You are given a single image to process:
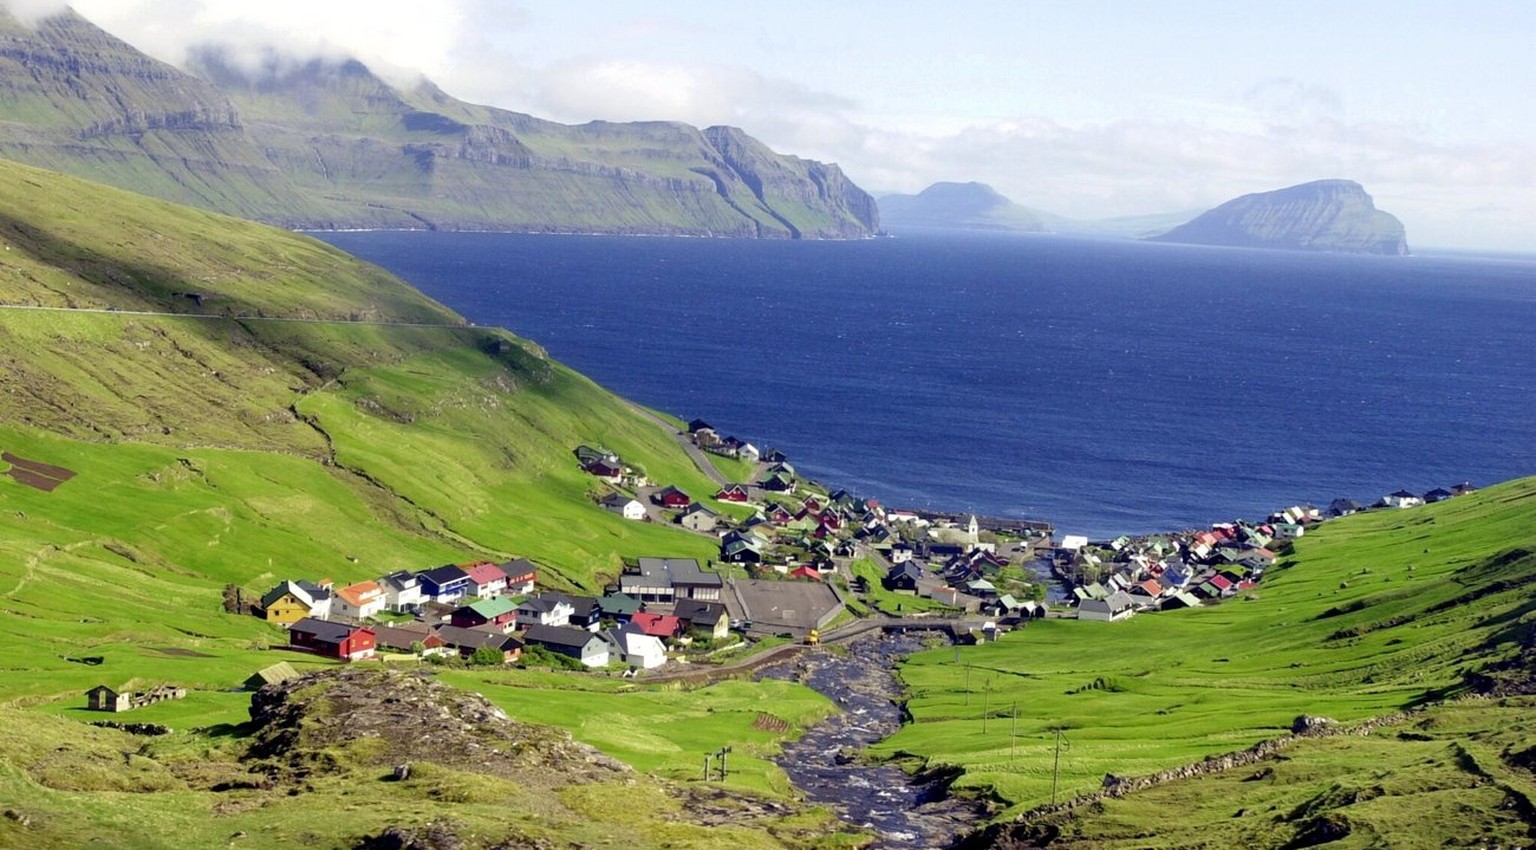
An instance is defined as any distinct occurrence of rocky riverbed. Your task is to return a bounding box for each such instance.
[758,632,989,849]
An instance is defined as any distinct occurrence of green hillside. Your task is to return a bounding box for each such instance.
[878,477,1536,845]
[0,157,857,846]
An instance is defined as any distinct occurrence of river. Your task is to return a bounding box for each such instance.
[758,633,989,849]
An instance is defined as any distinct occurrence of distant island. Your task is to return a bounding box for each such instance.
[1149,179,1409,255]
[879,181,1199,238]
[0,7,877,239]
[878,182,1047,232]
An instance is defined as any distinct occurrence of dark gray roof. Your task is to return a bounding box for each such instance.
[419,564,469,586]
[436,625,521,651]
[634,558,723,588]
[673,599,727,625]
[289,617,366,643]
[523,624,600,649]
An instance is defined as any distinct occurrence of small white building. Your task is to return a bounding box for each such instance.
[606,627,668,670]
[1382,489,1425,509]
[1060,534,1089,552]
[601,492,646,521]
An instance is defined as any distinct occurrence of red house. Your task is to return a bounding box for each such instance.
[288,617,376,661]
[715,484,750,503]
[583,458,624,481]
[628,611,683,638]
[449,597,519,632]
[788,565,823,582]
[655,486,692,508]
[766,504,794,525]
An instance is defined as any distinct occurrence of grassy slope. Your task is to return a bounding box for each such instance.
[0,159,850,846]
[876,477,1536,830]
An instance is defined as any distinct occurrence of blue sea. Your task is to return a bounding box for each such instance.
[317,229,1536,539]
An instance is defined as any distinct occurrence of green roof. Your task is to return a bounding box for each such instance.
[467,596,519,618]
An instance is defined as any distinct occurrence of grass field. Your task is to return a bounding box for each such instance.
[875,476,1536,834]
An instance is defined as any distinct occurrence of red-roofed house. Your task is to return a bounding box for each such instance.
[788,565,823,582]
[464,561,509,598]
[628,612,683,639]
[332,581,386,620]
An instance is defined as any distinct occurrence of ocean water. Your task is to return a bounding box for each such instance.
[318,229,1536,539]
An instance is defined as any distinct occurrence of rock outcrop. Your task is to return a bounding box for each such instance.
[1149,179,1408,255]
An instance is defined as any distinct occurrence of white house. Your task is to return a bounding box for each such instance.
[332,581,386,620]
[1078,590,1136,622]
[1060,534,1089,552]
[1383,489,1425,508]
[601,492,646,521]
[605,627,668,670]
[378,571,425,612]
[516,595,575,627]
[738,443,761,463]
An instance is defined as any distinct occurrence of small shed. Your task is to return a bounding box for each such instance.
[85,685,130,712]
[244,662,301,691]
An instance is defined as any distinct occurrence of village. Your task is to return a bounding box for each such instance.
[87,415,1484,709]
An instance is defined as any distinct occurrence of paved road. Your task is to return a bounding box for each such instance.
[625,403,735,488]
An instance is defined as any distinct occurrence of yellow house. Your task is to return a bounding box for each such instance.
[259,580,331,624]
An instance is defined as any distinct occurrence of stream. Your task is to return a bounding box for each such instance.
[758,632,989,849]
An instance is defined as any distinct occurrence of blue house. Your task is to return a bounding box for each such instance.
[418,564,472,603]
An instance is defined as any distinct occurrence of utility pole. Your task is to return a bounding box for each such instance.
[1051,728,1070,805]
[981,681,990,733]
[1010,701,1018,760]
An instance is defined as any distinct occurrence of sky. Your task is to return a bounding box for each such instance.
[14,1,1536,250]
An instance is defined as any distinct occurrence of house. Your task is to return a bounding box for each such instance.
[603,628,668,670]
[1451,481,1478,496]
[889,542,915,564]
[464,561,511,598]
[243,661,302,691]
[628,611,684,639]
[673,599,730,640]
[759,471,796,493]
[762,448,788,464]
[1078,590,1135,622]
[496,559,538,595]
[85,684,186,712]
[435,625,522,662]
[287,617,376,661]
[1273,522,1305,540]
[738,443,761,463]
[715,484,750,503]
[620,558,724,602]
[516,594,575,628]
[550,593,602,630]
[574,445,620,466]
[332,580,386,620]
[965,578,997,597]
[678,502,720,532]
[601,492,646,521]
[259,580,333,624]
[654,485,692,508]
[451,596,520,632]
[372,624,449,656]
[1159,590,1203,611]
[884,561,925,593]
[378,571,426,612]
[1129,579,1164,607]
[788,565,823,581]
[765,503,794,525]
[85,685,130,712]
[522,624,610,667]
[1059,535,1089,552]
[1327,498,1362,518]
[686,418,713,435]
[1424,487,1454,503]
[582,457,624,482]
[596,593,644,623]
[1382,489,1425,508]
[417,564,472,604]
[721,535,764,564]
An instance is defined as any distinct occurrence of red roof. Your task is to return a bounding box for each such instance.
[1136,579,1163,597]
[715,485,749,502]
[465,562,506,585]
[789,566,823,581]
[1209,574,1233,590]
[629,612,683,637]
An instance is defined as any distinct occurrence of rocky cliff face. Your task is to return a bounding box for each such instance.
[1149,180,1409,255]
[877,182,1046,232]
[0,8,878,238]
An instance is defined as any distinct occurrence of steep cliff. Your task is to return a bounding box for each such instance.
[1149,179,1409,254]
[878,181,1045,232]
[0,7,877,238]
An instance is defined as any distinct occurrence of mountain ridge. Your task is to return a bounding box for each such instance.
[0,6,877,238]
